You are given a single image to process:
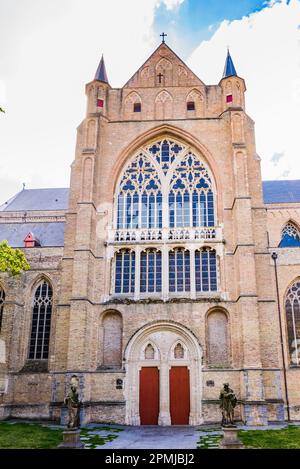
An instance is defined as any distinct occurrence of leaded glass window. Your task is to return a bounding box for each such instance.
[115,250,135,294]
[195,249,217,292]
[0,287,5,332]
[285,281,300,365]
[170,152,214,228]
[117,154,162,230]
[169,249,190,293]
[140,249,162,293]
[279,223,300,248]
[29,280,52,360]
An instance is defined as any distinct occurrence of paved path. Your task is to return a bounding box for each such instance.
[95,426,201,449]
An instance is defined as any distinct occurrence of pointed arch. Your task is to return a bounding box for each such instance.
[156,58,173,86]
[285,279,300,365]
[28,278,53,360]
[186,89,204,117]
[279,221,300,247]
[102,310,123,368]
[169,151,216,228]
[86,119,96,148]
[111,125,223,226]
[115,152,162,231]
[155,90,173,120]
[124,91,142,118]
[206,308,230,366]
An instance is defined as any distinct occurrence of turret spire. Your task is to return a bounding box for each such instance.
[94,54,109,83]
[223,49,237,79]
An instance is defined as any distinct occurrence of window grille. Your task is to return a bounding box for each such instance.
[115,250,135,294]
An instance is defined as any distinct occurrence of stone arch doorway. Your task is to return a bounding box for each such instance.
[124,321,203,426]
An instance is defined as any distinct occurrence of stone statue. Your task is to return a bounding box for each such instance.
[64,382,81,429]
[219,383,237,426]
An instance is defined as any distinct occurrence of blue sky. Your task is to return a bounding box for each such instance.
[154,0,276,57]
[0,0,299,203]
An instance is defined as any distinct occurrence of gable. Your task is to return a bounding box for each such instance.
[124,43,204,89]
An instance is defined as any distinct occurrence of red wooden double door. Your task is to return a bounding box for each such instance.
[139,366,190,425]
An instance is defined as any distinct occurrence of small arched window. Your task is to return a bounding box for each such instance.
[285,281,300,365]
[29,280,53,360]
[279,222,300,248]
[0,287,5,332]
[115,249,135,294]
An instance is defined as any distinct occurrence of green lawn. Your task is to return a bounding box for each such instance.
[0,422,63,449]
[239,425,300,449]
[197,425,300,449]
[0,422,124,449]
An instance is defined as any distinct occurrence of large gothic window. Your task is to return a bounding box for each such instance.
[0,287,5,332]
[29,280,52,360]
[113,137,218,298]
[279,222,300,248]
[285,281,300,365]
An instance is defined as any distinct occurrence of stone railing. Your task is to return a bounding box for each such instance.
[108,226,222,244]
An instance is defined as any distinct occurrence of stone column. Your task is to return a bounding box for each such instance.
[158,361,171,425]
[134,247,141,301]
[162,245,169,301]
[190,247,196,300]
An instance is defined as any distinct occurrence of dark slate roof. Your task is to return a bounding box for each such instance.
[263,180,300,204]
[94,55,109,83]
[0,188,69,212]
[223,50,237,78]
[0,222,65,247]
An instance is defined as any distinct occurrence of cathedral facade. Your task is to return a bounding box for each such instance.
[0,42,300,426]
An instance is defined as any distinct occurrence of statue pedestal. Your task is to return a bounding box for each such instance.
[58,429,84,449]
[219,426,244,449]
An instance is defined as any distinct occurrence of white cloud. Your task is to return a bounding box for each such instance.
[188,0,300,181]
[160,0,184,10]
[0,0,171,203]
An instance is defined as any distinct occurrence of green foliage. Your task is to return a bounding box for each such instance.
[0,240,30,276]
[0,107,5,113]
[0,422,63,449]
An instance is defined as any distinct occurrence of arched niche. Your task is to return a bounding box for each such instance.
[102,310,123,368]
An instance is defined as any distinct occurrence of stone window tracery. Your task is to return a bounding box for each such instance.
[279,222,300,248]
[113,137,218,298]
[29,280,52,360]
[285,281,300,365]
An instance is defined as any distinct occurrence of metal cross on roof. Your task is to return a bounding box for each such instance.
[160,32,167,43]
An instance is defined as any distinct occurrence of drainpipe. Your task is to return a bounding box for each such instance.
[271,252,290,422]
